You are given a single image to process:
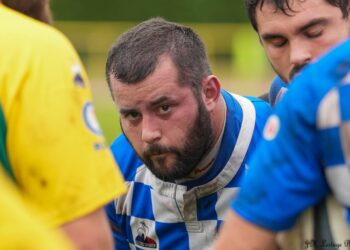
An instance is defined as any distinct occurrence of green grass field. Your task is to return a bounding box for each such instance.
[95,104,121,144]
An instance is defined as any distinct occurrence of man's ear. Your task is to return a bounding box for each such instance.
[201,75,221,112]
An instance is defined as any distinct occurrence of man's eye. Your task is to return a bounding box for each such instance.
[270,38,287,48]
[159,105,171,114]
[306,28,323,38]
[125,111,141,121]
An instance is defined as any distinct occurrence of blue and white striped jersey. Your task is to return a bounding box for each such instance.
[106,90,271,249]
[232,38,350,231]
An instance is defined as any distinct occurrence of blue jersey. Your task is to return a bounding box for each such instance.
[232,39,350,232]
[269,75,288,106]
[106,90,271,249]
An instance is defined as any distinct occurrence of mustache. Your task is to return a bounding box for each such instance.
[289,64,307,81]
[144,143,176,156]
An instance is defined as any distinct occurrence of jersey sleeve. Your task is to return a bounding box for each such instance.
[6,26,126,226]
[232,71,329,231]
[268,76,288,106]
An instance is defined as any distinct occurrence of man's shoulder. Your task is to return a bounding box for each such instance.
[297,39,350,94]
[244,95,271,107]
[110,134,143,181]
[222,90,271,132]
[222,89,271,110]
[242,95,272,121]
[0,5,75,57]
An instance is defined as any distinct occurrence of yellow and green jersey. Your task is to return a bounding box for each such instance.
[0,4,126,227]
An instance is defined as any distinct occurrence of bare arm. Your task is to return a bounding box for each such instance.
[60,208,114,250]
[213,210,277,250]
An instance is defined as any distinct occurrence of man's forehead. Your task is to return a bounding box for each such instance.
[259,0,329,12]
[256,0,331,28]
[112,78,189,108]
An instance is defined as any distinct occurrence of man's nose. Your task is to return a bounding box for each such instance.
[289,40,312,67]
[141,116,161,144]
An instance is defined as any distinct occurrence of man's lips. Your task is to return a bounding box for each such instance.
[150,152,168,157]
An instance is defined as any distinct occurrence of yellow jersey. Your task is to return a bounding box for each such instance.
[0,5,126,227]
[0,167,73,249]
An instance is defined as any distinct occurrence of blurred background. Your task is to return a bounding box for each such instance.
[51,0,275,143]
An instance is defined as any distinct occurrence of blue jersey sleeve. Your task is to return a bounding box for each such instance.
[232,66,330,231]
[269,76,288,106]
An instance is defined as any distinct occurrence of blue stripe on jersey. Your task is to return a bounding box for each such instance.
[113,231,130,249]
[216,220,223,233]
[156,222,189,249]
[340,84,350,121]
[132,182,155,220]
[226,164,245,187]
[319,127,346,166]
[197,193,218,220]
[125,216,134,245]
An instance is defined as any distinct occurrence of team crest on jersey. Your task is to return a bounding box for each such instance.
[83,102,102,135]
[263,115,280,141]
[71,63,85,87]
[135,221,157,248]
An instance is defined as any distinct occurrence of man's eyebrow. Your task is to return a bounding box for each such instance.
[261,33,284,41]
[119,107,138,115]
[260,18,329,41]
[149,96,170,107]
[297,18,328,33]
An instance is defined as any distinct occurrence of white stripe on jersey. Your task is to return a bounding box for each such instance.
[317,87,340,129]
[326,165,350,206]
[341,121,350,165]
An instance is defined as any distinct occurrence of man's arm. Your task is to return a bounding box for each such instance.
[61,207,114,250]
[213,210,276,250]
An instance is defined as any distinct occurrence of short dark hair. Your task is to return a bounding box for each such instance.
[245,0,349,31]
[106,17,212,97]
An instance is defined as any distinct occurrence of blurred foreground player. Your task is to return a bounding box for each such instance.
[214,38,350,249]
[0,1,127,249]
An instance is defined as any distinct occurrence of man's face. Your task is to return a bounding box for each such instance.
[256,0,350,83]
[111,56,214,182]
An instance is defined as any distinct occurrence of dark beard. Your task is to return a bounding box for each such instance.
[124,97,214,182]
